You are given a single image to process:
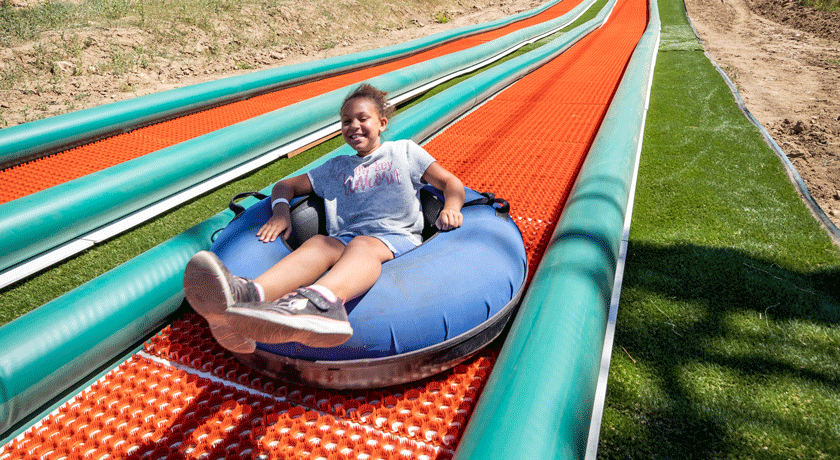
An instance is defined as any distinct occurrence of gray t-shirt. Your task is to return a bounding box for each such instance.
[307,139,436,246]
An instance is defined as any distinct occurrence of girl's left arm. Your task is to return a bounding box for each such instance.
[422,161,465,230]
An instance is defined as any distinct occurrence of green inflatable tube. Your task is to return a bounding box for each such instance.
[0,217,223,439]
[0,0,594,274]
[0,0,563,169]
[453,0,660,458]
[0,0,606,437]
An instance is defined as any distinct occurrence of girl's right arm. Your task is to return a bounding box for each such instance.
[256,174,314,242]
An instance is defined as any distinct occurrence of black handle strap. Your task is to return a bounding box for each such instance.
[228,191,268,218]
[464,191,511,218]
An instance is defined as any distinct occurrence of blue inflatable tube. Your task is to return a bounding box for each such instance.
[209,187,528,389]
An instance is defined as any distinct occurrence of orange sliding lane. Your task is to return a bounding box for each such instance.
[0,0,647,457]
[427,0,648,278]
[0,0,583,205]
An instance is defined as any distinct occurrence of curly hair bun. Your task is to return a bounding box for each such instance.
[341,83,394,119]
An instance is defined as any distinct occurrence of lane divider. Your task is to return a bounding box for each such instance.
[452,0,651,455]
[584,0,661,456]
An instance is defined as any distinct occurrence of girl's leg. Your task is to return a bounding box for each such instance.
[254,235,346,301]
[314,235,394,301]
[224,235,393,348]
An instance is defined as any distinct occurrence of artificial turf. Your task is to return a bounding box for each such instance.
[596,0,840,458]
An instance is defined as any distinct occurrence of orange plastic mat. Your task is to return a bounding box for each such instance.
[0,0,648,457]
[0,0,582,205]
[2,314,492,460]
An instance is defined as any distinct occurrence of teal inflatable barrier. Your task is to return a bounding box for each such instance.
[0,0,563,169]
[0,220,220,440]
[0,0,608,438]
[0,0,595,276]
[454,0,660,457]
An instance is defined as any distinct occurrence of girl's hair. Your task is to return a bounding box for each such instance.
[341,83,394,119]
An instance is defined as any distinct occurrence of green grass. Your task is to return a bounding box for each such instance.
[597,0,840,458]
[0,0,74,42]
[803,0,840,11]
[434,11,451,23]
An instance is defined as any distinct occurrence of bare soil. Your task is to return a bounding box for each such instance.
[2,0,838,228]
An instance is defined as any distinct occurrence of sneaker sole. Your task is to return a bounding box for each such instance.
[210,324,256,354]
[226,308,353,348]
[183,251,235,324]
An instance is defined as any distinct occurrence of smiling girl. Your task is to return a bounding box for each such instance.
[183,83,465,353]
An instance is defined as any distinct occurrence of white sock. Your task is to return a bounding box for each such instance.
[308,284,340,304]
[253,282,266,302]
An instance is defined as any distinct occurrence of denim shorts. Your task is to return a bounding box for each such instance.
[332,233,417,258]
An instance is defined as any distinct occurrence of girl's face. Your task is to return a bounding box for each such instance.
[340,98,388,156]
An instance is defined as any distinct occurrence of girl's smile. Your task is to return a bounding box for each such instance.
[341,98,388,156]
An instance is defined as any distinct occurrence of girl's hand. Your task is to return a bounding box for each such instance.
[258,175,313,243]
[422,161,465,232]
[436,208,463,231]
[257,213,292,242]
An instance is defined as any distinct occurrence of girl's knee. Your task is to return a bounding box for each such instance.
[302,234,342,250]
[298,235,345,262]
[346,235,379,249]
[346,236,393,261]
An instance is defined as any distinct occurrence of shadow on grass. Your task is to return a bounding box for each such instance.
[599,241,840,460]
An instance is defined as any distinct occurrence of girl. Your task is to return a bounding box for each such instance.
[183,83,465,354]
